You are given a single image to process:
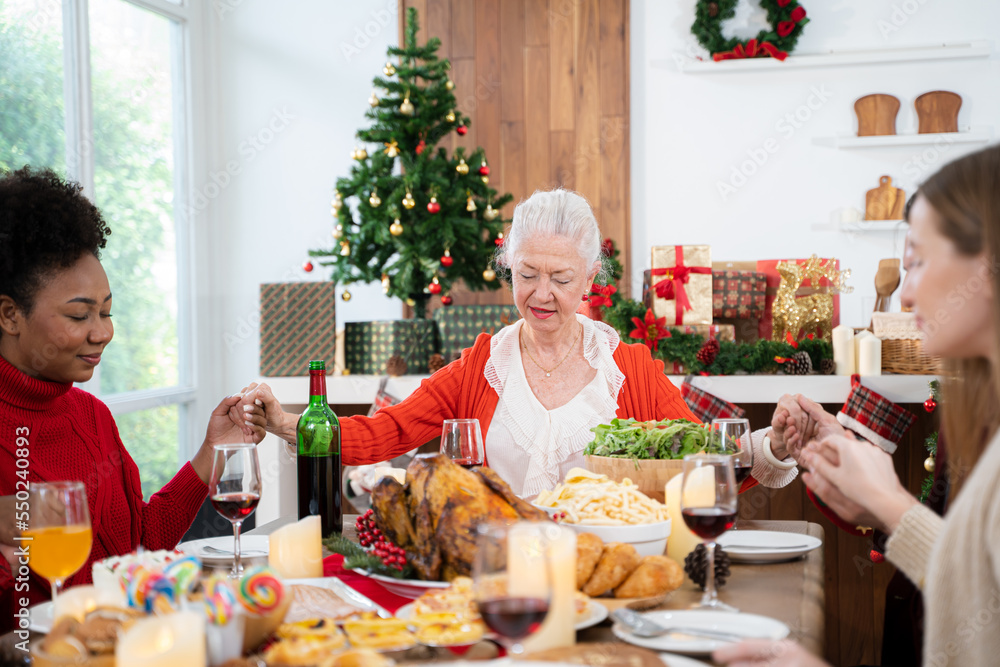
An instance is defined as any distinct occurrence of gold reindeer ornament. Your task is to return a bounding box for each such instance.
[772,256,852,342]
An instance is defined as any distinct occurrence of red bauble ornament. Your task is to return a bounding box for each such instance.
[427,197,441,214]
[429,282,442,295]
[415,139,426,155]
[441,295,453,306]
[302,261,314,272]
[924,397,937,413]
[456,125,468,136]
[478,164,490,176]
[440,254,453,267]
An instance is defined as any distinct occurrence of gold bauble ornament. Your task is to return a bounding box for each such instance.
[368,91,379,107]
[483,204,498,221]
[332,224,343,239]
[405,298,416,307]
[466,195,477,212]
[402,190,416,209]
[399,96,414,116]
[445,79,454,90]
[341,289,352,302]
[445,111,456,123]
[383,62,396,76]
[340,240,351,256]
[483,267,496,282]
[925,456,935,473]
[389,219,404,236]
[384,140,399,158]
[456,158,469,175]
[369,189,381,208]
[331,191,343,212]
[349,147,358,160]
[481,175,489,184]
[353,146,368,161]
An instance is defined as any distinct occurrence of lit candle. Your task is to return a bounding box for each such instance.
[832,325,856,376]
[665,467,716,562]
[268,515,323,579]
[858,334,882,376]
[115,611,206,666]
[52,585,100,623]
[520,524,576,652]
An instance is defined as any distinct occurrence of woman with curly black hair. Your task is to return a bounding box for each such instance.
[0,167,266,629]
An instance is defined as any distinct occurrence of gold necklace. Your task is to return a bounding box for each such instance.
[520,324,582,378]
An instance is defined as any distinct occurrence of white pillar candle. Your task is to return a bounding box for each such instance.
[268,515,323,579]
[116,611,206,667]
[858,334,882,376]
[521,524,576,652]
[665,467,716,563]
[854,330,872,363]
[832,325,856,376]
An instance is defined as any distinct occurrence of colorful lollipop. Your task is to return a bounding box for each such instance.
[236,565,284,616]
[203,575,237,625]
[125,564,153,611]
[164,555,202,597]
[145,573,177,614]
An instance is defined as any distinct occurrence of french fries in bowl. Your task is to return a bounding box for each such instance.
[532,468,671,557]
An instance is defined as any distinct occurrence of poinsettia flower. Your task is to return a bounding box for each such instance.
[630,308,671,351]
[588,283,618,308]
[602,238,615,257]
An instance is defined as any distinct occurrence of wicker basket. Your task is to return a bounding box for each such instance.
[584,455,683,503]
[881,338,941,375]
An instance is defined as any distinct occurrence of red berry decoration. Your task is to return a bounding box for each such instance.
[302,261,314,273]
[478,164,490,176]
[355,509,408,572]
[696,338,720,366]
[440,254,453,267]
[924,397,937,413]
[441,295,453,306]
[429,282,442,295]
[870,549,885,564]
[456,125,468,136]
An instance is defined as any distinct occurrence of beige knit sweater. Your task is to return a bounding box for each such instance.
[886,429,1000,666]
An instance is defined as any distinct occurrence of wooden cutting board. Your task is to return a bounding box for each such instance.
[915,91,962,133]
[865,175,906,221]
[855,93,900,136]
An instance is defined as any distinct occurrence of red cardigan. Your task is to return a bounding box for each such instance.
[0,354,207,629]
[342,333,700,464]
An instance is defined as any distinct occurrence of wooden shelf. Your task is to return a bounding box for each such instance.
[812,128,993,149]
[663,40,992,74]
[262,374,936,406]
[810,220,907,233]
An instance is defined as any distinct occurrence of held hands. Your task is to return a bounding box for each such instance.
[234,382,298,444]
[799,435,918,534]
[769,394,848,461]
[713,639,830,666]
[191,394,268,484]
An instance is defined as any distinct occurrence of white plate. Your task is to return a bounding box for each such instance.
[349,568,450,599]
[284,576,391,618]
[395,599,609,632]
[29,601,54,633]
[611,610,789,655]
[178,534,270,565]
[659,654,711,667]
[717,530,823,563]
[441,657,707,667]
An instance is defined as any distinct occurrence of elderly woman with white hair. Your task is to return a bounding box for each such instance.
[245,189,797,496]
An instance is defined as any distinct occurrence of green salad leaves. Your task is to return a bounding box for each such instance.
[583,418,728,460]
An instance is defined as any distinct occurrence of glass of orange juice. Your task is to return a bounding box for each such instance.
[24,481,92,600]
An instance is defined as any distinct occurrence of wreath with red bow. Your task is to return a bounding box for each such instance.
[692,0,809,62]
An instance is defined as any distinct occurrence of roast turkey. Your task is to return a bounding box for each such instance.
[371,453,549,581]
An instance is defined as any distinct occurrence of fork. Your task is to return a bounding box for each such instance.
[612,608,758,643]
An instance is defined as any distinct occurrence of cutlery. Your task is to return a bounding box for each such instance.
[612,608,760,643]
[202,545,268,557]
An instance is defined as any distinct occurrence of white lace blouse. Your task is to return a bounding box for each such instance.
[483,315,624,497]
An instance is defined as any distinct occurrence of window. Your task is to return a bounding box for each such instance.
[0,0,199,499]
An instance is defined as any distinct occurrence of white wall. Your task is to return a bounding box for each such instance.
[632,0,1000,325]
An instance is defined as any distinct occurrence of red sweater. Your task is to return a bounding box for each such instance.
[0,354,207,629]
[341,333,700,464]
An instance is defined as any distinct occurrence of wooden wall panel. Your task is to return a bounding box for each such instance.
[402,0,632,318]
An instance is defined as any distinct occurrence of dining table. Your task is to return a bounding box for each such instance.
[0,517,824,666]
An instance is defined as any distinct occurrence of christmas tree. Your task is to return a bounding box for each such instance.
[312,7,512,318]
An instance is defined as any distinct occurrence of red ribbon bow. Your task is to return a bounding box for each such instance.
[712,39,788,62]
[651,245,711,323]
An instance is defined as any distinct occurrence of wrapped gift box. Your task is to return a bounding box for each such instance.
[650,245,712,325]
[713,270,767,320]
[433,305,520,361]
[758,258,842,341]
[259,282,336,376]
[344,320,438,375]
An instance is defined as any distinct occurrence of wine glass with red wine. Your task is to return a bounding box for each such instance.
[473,522,553,657]
[209,442,262,578]
[710,418,752,529]
[440,418,485,469]
[681,453,739,611]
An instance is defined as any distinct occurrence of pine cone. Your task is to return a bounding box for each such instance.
[683,543,731,590]
[784,351,813,375]
[820,358,836,375]
[427,353,446,374]
[385,354,408,376]
[696,338,720,366]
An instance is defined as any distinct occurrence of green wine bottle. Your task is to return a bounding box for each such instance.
[296,360,342,535]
